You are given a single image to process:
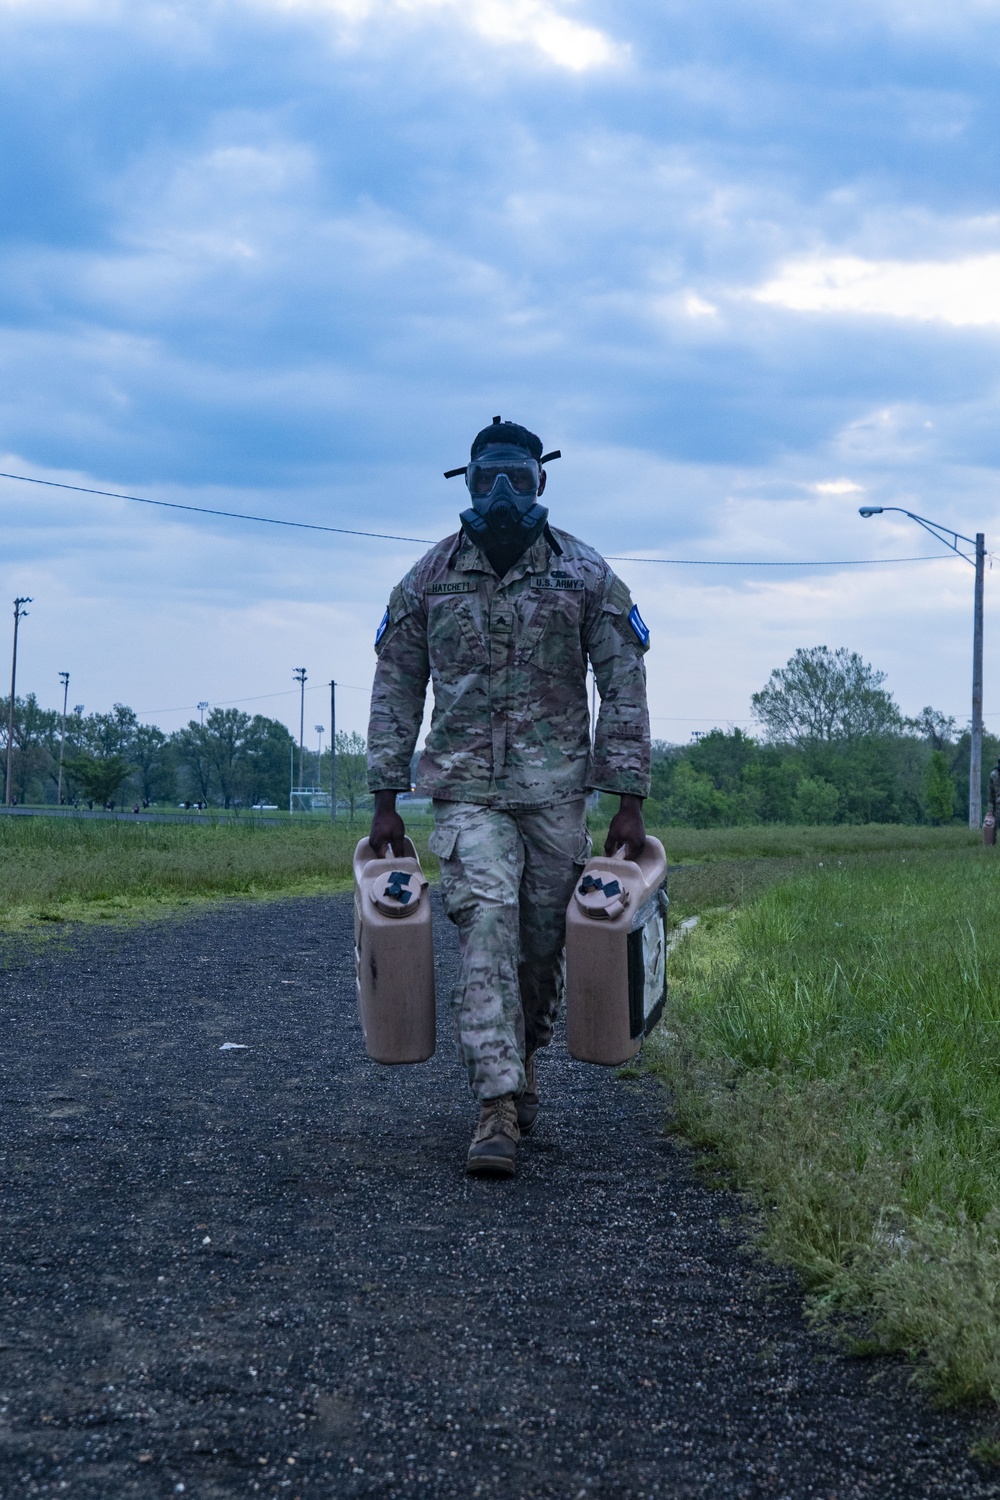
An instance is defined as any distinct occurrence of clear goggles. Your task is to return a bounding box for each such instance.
[466,447,540,499]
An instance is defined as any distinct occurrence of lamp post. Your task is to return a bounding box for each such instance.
[5,597,32,808]
[293,668,307,798]
[859,506,985,829]
[57,671,70,805]
[329,680,337,822]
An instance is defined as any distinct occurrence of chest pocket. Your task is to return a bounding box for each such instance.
[516,586,585,674]
[426,593,487,673]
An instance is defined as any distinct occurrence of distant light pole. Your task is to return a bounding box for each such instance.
[198,700,209,725]
[57,670,70,805]
[315,724,324,788]
[293,668,307,795]
[860,506,985,829]
[5,597,32,808]
[329,680,337,821]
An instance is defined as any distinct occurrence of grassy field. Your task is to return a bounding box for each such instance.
[649,844,1000,1435]
[0,813,976,929]
[0,814,436,928]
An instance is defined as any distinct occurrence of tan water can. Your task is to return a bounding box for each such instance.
[353,838,435,1063]
[984,816,996,847]
[565,837,669,1066]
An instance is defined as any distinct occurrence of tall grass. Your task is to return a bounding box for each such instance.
[650,847,1000,1413]
[0,815,436,926]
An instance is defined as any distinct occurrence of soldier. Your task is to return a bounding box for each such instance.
[366,417,650,1177]
[988,758,1000,825]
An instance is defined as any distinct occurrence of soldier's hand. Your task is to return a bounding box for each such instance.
[370,790,407,858]
[605,794,646,862]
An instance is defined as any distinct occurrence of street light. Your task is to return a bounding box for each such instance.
[860,506,985,829]
[5,597,32,808]
[293,668,307,795]
[57,671,70,806]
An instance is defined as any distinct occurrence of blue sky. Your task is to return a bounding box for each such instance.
[3,0,1000,742]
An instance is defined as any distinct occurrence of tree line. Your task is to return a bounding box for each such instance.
[645,646,990,827]
[0,699,370,813]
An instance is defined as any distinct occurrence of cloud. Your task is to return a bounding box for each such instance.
[751,253,1000,328]
[267,0,625,70]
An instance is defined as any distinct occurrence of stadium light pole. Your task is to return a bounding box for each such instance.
[57,670,70,805]
[315,724,324,789]
[293,668,307,798]
[197,700,209,725]
[859,506,985,829]
[329,680,337,822]
[5,597,32,808]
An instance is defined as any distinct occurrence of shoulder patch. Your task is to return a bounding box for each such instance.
[375,607,390,648]
[425,580,478,595]
[628,604,650,648]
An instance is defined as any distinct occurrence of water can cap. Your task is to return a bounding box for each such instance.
[370,867,426,917]
[575,871,631,921]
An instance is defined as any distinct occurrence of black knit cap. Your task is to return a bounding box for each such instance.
[470,416,542,461]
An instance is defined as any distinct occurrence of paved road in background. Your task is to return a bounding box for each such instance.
[0,895,994,1499]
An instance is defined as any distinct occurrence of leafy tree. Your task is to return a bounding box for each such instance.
[752,646,902,744]
[0,694,58,802]
[792,775,840,825]
[911,706,957,751]
[687,727,758,790]
[64,753,131,807]
[131,723,173,804]
[171,710,293,808]
[926,750,956,824]
[335,730,369,821]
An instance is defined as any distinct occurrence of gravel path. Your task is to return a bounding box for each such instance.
[0,893,995,1499]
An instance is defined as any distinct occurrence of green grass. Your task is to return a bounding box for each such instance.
[648,845,1000,1414]
[0,815,437,928]
[650,821,979,862]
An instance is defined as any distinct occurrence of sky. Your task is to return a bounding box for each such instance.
[3,0,1000,745]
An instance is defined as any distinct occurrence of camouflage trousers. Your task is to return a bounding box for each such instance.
[428,799,592,1101]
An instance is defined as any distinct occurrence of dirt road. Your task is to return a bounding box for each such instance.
[0,894,994,1498]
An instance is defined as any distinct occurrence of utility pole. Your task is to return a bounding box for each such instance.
[198,700,209,726]
[293,668,307,799]
[57,670,70,805]
[330,679,337,821]
[5,597,31,809]
[972,532,985,829]
[860,507,986,829]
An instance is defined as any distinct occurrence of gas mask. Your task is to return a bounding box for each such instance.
[458,445,548,573]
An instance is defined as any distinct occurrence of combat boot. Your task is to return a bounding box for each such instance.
[515,1052,538,1134]
[466,1095,520,1177]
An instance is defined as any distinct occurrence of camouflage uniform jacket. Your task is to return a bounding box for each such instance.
[367,525,651,809]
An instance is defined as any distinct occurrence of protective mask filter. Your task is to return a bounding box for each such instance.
[459,447,548,574]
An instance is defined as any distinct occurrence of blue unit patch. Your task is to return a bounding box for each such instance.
[629,603,650,648]
[375,607,390,647]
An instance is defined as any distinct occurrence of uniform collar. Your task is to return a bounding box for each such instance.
[452,529,551,581]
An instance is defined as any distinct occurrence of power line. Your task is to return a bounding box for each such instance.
[0,468,961,566]
[610,554,950,566]
[0,470,430,544]
[136,681,368,716]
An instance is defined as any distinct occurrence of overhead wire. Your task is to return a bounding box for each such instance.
[0,469,960,567]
